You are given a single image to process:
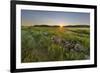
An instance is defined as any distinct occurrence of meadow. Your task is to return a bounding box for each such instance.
[21,26,90,63]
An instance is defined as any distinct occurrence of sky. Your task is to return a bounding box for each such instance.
[21,10,90,26]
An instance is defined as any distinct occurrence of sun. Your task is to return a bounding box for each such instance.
[59,24,63,28]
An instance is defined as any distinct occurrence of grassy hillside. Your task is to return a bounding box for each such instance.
[21,26,90,63]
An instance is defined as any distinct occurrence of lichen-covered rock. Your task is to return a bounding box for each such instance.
[51,36,85,53]
[43,32,48,36]
[51,36,62,44]
[74,43,84,52]
[62,40,85,52]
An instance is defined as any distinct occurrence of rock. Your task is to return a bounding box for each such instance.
[51,36,62,44]
[63,40,75,52]
[74,43,84,52]
[62,40,85,52]
[51,36,85,52]
[43,32,48,36]
[62,40,69,45]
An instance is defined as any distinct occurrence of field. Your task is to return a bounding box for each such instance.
[21,26,90,63]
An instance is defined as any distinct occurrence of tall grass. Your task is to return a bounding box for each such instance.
[21,26,90,63]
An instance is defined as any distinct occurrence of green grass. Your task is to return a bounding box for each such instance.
[21,26,90,63]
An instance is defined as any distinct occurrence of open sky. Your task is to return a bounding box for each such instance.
[21,10,90,26]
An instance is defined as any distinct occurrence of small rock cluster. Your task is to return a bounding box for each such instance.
[51,36,85,52]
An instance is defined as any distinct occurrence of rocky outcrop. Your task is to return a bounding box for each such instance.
[51,36,85,52]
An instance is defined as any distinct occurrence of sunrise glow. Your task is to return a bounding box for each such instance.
[59,24,63,28]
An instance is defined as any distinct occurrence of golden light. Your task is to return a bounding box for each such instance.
[59,24,63,28]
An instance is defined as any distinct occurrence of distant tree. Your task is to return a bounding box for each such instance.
[33,24,90,28]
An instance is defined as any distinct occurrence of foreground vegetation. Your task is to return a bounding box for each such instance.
[21,26,90,63]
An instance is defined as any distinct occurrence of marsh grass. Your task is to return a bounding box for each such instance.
[21,26,90,63]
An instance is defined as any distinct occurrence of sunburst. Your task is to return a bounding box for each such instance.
[59,24,63,28]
